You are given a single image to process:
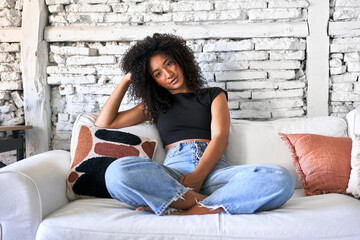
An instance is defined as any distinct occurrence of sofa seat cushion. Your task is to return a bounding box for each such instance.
[36,190,360,240]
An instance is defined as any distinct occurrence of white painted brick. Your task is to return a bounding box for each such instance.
[215,1,267,10]
[195,12,218,22]
[241,99,304,110]
[14,0,22,10]
[98,45,128,55]
[47,66,96,75]
[46,0,70,5]
[330,66,347,75]
[347,62,360,72]
[53,55,66,65]
[272,109,305,118]
[200,62,248,72]
[215,71,267,81]
[252,89,303,99]
[49,15,68,24]
[112,4,129,13]
[56,122,73,132]
[1,72,20,81]
[194,53,217,62]
[65,102,98,114]
[230,109,271,119]
[48,4,65,13]
[330,112,348,118]
[227,81,277,90]
[269,51,305,60]
[50,45,92,55]
[53,132,71,141]
[249,60,301,70]
[0,53,15,63]
[65,4,112,12]
[331,91,360,101]
[149,2,170,13]
[0,81,22,90]
[0,0,15,8]
[331,38,360,53]
[51,140,70,151]
[344,52,360,62]
[127,3,147,12]
[354,83,360,92]
[15,108,23,117]
[10,91,23,108]
[0,65,13,72]
[227,101,239,109]
[170,1,213,12]
[254,38,306,50]
[77,0,118,4]
[202,72,215,82]
[333,8,360,21]
[130,13,144,23]
[2,116,24,125]
[67,12,105,24]
[267,70,296,79]
[331,73,358,82]
[332,83,353,91]
[331,53,343,59]
[329,104,353,113]
[59,85,74,95]
[0,112,14,122]
[335,0,360,7]
[216,10,247,21]
[268,0,309,8]
[48,75,97,85]
[66,94,97,103]
[96,66,123,75]
[203,40,254,52]
[186,41,203,52]
[75,85,115,95]
[329,58,343,67]
[248,9,302,21]
[0,43,20,53]
[0,103,16,113]
[144,13,172,23]
[218,51,268,61]
[104,13,130,23]
[227,91,252,100]
[0,91,9,100]
[172,12,195,22]
[0,17,21,27]
[278,80,306,89]
[66,56,116,65]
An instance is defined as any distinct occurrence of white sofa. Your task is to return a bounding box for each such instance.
[1,109,360,240]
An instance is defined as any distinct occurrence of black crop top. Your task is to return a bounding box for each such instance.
[154,87,227,146]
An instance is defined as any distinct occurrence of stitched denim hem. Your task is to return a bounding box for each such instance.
[155,187,191,216]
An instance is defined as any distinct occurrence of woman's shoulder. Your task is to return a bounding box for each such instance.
[200,87,228,101]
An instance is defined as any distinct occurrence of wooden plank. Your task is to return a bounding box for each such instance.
[329,21,360,37]
[0,125,32,131]
[21,0,51,157]
[44,22,309,42]
[0,28,22,42]
[306,0,329,117]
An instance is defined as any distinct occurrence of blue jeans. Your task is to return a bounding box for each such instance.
[105,141,295,216]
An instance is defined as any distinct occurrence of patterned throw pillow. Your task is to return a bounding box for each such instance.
[67,124,158,200]
[347,134,360,198]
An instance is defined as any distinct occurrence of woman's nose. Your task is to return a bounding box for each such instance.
[164,69,173,78]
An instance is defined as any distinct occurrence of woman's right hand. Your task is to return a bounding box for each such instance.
[123,72,132,84]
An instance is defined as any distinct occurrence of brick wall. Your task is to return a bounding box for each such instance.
[329,0,360,117]
[47,0,309,151]
[0,0,23,164]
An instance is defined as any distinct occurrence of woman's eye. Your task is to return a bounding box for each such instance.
[155,72,161,78]
[167,61,173,66]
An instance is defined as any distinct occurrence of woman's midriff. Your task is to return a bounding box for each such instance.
[164,138,211,152]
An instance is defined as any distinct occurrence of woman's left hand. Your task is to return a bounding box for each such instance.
[178,172,204,193]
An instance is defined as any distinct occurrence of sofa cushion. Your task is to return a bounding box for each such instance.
[347,134,360,198]
[67,115,159,200]
[280,133,352,196]
[225,116,348,189]
[36,190,360,240]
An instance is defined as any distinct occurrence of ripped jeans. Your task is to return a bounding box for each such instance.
[105,141,295,216]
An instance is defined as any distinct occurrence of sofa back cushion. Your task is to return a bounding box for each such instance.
[72,113,348,190]
[225,116,348,189]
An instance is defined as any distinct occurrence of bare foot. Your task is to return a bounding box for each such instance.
[136,206,154,213]
[170,204,224,215]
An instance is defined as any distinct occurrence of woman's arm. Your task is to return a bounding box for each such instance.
[95,72,148,129]
[178,92,230,192]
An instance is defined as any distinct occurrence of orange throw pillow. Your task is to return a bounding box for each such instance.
[279,133,352,196]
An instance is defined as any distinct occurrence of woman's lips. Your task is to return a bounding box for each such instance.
[169,77,178,85]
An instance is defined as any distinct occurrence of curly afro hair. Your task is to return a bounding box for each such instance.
[121,33,206,121]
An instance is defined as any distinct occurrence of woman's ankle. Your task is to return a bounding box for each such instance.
[169,190,207,210]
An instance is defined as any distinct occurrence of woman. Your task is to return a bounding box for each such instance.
[95,33,294,216]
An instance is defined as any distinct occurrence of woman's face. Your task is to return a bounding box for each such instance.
[149,54,189,95]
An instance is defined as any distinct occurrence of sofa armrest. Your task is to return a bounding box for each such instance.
[0,150,70,240]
